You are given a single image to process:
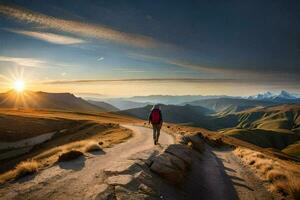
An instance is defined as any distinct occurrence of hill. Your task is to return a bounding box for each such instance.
[0,90,105,113]
[104,99,149,110]
[87,100,119,112]
[223,128,300,150]
[184,98,277,114]
[219,104,300,157]
[218,104,300,131]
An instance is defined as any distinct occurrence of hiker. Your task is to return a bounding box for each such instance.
[148,105,163,145]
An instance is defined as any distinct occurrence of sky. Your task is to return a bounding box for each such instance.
[0,0,299,97]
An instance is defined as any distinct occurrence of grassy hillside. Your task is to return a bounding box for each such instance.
[0,91,105,113]
[87,100,119,112]
[282,141,300,157]
[220,104,300,131]
[223,128,300,150]
[186,97,276,114]
[219,104,300,157]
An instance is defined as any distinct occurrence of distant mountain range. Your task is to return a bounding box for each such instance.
[248,90,300,103]
[124,95,228,105]
[79,90,300,111]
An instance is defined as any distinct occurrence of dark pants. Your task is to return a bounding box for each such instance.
[152,123,161,142]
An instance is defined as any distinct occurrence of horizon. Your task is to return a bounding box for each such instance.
[1,88,299,100]
[0,1,299,97]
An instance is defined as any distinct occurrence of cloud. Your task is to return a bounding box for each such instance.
[0,4,162,48]
[97,57,104,61]
[0,56,46,68]
[128,52,241,74]
[127,53,300,81]
[41,78,235,84]
[7,29,86,45]
[0,56,75,68]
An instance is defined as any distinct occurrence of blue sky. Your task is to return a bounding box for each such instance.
[0,0,299,96]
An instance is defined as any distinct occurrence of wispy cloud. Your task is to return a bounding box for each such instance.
[0,56,76,68]
[128,53,239,74]
[0,56,46,68]
[0,4,162,48]
[41,78,235,84]
[7,29,86,45]
[127,53,297,80]
[97,57,104,61]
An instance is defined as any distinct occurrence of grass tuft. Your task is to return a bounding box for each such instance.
[0,160,39,183]
[267,170,287,182]
[234,147,300,198]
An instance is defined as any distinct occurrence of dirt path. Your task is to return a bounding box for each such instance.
[0,125,174,200]
[183,144,274,200]
[0,126,274,200]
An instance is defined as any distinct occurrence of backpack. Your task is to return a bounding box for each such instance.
[151,109,161,124]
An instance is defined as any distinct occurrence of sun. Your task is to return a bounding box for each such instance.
[13,80,25,92]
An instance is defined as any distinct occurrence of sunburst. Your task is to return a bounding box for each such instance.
[13,80,25,92]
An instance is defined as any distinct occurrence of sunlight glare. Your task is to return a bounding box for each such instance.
[13,80,25,92]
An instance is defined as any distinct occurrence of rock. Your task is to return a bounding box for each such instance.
[188,134,205,152]
[114,185,151,200]
[85,184,112,200]
[138,183,156,196]
[134,171,156,188]
[104,161,141,175]
[150,153,185,185]
[106,175,133,186]
[178,135,189,145]
[164,144,192,165]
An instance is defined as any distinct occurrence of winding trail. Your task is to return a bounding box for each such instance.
[0,125,273,200]
[0,125,173,200]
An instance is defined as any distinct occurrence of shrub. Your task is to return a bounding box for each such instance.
[58,150,84,162]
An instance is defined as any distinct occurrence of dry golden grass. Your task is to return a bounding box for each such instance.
[0,109,134,184]
[234,147,300,198]
[83,141,102,152]
[0,160,39,184]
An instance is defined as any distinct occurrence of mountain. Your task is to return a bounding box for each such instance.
[248,90,300,103]
[183,98,276,114]
[0,90,105,113]
[126,95,227,105]
[219,104,300,157]
[87,100,119,112]
[118,104,216,128]
[104,99,150,110]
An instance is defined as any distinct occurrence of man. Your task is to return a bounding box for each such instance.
[148,105,163,145]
